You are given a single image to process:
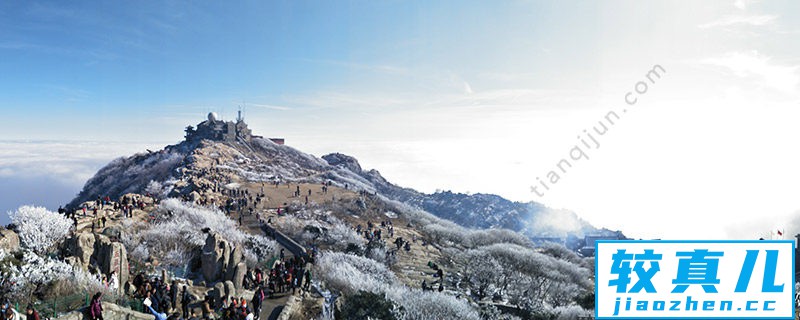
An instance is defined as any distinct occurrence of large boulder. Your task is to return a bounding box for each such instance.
[223,280,236,301]
[98,240,130,288]
[224,246,243,281]
[202,233,231,282]
[212,282,226,303]
[64,233,96,267]
[0,229,20,252]
[91,235,130,290]
[232,262,247,291]
[62,233,129,293]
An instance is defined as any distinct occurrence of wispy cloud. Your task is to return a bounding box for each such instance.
[298,58,410,76]
[733,0,755,11]
[283,91,411,110]
[698,14,777,29]
[247,103,292,111]
[701,51,800,93]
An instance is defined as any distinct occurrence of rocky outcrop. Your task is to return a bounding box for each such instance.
[232,262,247,291]
[63,233,129,292]
[223,281,236,300]
[201,232,245,285]
[69,234,96,266]
[56,301,151,320]
[210,280,237,304]
[96,237,130,286]
[202,232,230,282]
[0,228,20,252]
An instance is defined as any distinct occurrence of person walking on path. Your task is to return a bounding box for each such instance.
[89,292,104,320]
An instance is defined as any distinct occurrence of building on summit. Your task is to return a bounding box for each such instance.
[184,111,284,145]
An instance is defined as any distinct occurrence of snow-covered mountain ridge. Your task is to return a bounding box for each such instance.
[69,136,617,239]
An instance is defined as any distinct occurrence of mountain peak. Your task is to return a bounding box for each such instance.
[322,152,363,173]
[68,118,614,240]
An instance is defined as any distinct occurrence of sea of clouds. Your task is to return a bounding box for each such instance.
[0,140,166,225]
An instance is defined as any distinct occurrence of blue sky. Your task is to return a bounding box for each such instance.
[1,1,800,239]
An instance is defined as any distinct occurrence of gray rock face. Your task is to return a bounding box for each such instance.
[209,280,237,305]
[63,233,129,293]
[202,232,230,282]
[232,262,247,291]
[223,281,236,301]
[69,233,96,266]
[212,282,226,303]
[201,232,246,284]
[100,241,130,287]
[224,246,242,280]
[0,229,20,252]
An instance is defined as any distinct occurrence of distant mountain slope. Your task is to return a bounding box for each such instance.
[321,153,598,237]
[70,138,609,238]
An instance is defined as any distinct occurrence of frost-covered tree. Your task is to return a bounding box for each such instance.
[456,249,502,299]
[144,180,174,200]
[280,211,365,252]
[9,206,72,254]
[122,199,278,273]
[316,252,480,320]
[445,242,592,315]
[0,250,106,301]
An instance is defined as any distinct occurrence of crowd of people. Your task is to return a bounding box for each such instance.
[1,299,47,320]
[56,194,151,233]
[2,179,383,320]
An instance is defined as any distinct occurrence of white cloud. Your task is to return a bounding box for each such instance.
[701,51,799,93]
[247,103,292,111]
[698,14,776,29]
[734,0,747,10]
[0,140,165,186]
[463,81,474,95]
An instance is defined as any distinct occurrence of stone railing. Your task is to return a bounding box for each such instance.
[262,224,308,258]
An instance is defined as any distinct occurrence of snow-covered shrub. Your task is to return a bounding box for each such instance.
[243,234,279,267]
[280,211,365,252]
[0,250,106,301]
[70,150,185,207]
[9,206,72,254]
[145,180,174,199]
[479,304,522,320]
[338,291,397,320]
[448,243,592,313]
[316,252,397,295]
[386,288,480,320]
[553,305,591,320]
[364,240,393,266]
[122,199,278,271]
[316,252,480,320]
[539,242,589,268]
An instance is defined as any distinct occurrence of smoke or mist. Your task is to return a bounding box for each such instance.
[724,210,800,241]
[0,140,166,226]
[527,208,594,237]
